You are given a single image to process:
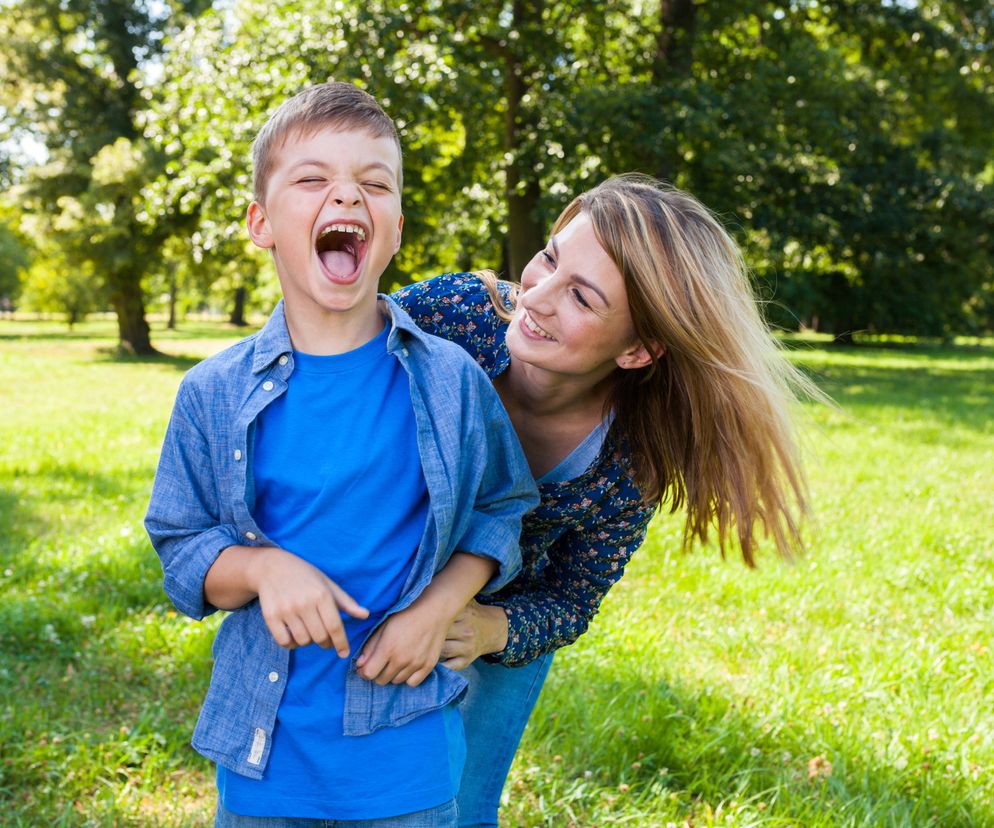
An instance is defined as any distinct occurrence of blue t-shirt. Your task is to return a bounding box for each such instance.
[218,322,465,819]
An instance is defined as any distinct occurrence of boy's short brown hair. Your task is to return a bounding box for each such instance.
[251,81,402,203]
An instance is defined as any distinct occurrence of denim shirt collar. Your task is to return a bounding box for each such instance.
[250,296,431,375]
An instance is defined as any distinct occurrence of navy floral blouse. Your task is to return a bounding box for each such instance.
[393,273,656,667]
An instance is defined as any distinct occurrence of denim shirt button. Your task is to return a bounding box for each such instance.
[401,348,409,358]
[268,671,279,683]
[245,531,257,541]
[278,355,288,366]
[262,381,274,391]
[233,449,242,461]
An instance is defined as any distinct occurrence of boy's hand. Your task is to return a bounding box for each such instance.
[440,599,509,670]
[251,548,369,656]
[355,551,500,686]
[355,599,449,687]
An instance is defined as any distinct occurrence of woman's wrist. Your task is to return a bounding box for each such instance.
[477,602,510,655]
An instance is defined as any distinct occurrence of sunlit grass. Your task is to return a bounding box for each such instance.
[0,318,991,826]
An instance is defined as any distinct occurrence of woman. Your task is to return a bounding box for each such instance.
[391,175,814,826]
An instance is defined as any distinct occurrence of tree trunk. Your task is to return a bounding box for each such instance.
[656,0,697,78]
[503,5,545,281]
[110,274,155,355]
[167,262,177,330]
[229,285,248,327]
[653,0,698,182]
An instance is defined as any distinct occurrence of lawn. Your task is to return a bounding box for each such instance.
[1,318,992,827]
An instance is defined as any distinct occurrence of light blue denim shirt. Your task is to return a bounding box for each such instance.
[144,296,538,780]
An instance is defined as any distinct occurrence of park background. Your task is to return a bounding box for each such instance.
[1,1,993,826]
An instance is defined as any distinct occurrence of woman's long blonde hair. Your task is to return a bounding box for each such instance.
[483,174,819,565]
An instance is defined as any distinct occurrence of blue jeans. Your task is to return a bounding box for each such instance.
[214,799,457,828]
[455,653,554,828]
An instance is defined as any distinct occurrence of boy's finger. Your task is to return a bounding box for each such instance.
[405,667,431,688]
[356,630,384,678]
[328,583,369,620]
[302,606,333,649]
[283,616,311,648]
[316,599,351,657]
[390,664,415,686]
[372,660,396,685]
[356,628,381,668]
[265,615,294,649]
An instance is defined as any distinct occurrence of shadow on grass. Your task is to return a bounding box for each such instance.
[793,348,994,440]
[0,488,49,560]
[91,346,203,372]
[0,463,164,659]
[782,336,994,361]
[535,667,986,827]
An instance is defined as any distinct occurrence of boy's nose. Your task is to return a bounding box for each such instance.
[329,180,362,207]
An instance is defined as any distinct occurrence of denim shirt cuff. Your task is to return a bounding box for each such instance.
[161,523,243,619]
[456,515,522,594]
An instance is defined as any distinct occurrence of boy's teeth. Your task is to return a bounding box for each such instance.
[318,223,366,241]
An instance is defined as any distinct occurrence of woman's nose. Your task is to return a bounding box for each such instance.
[522,271,557,315]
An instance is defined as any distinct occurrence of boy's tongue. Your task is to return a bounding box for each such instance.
[319,250,356,278]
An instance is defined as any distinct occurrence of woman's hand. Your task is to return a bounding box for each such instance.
[440,599,509,670]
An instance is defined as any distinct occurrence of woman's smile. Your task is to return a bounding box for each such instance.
[520,310,556,341]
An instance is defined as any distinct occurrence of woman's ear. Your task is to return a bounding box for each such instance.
[615,340,665,370]
[246,201,274,249]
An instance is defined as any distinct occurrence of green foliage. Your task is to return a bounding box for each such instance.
[0,0,209,352]
[19,254,105,326]
[4,1,994,337]
[1,322,993,824]
[0,202,31,302]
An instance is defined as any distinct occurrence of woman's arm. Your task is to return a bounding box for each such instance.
[391,272,513,379]
[488,496,654,666]
[443,490,656,668]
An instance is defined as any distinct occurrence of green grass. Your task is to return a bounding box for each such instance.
[1,318,992,826]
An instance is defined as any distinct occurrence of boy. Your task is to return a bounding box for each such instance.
[145,82,537,827]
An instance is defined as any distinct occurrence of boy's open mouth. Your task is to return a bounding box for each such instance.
[315,222,368,280]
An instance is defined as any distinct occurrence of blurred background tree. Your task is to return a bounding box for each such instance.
[2,0,992,347]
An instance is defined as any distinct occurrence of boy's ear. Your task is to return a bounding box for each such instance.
[392,213,404,255]
[246,201,274,249]
[615,340,665,371]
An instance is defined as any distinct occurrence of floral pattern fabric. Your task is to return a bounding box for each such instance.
[393,273,656,667]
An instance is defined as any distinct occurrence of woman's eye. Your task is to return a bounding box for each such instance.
[571,288,591,309]
[540,250,555,267]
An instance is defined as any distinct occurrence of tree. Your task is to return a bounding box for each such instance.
[0,0,210,353]
[139,0,994,335]
[0,202,30,308]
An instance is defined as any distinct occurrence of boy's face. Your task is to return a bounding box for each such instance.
[246,128,403,326]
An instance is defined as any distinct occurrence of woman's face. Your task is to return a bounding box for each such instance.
[506,212,649,380]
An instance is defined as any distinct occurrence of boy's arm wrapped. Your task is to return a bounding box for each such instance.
[451,360,539,593]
